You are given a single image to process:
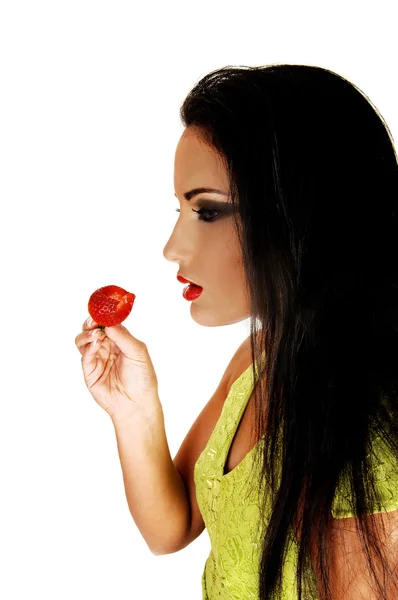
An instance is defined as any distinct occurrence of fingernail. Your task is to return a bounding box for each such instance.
[87,317,94,327]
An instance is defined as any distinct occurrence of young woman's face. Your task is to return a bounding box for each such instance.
[163,126,250,326]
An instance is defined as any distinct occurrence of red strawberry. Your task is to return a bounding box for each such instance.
[88,285,136,331]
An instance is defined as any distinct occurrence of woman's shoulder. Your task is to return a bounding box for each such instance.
[227,336,253,390]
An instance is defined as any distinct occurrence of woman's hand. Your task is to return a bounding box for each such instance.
[75,318,163,425]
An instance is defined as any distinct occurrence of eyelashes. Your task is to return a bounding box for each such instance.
[173,200,236,223]
[174,207,220,223]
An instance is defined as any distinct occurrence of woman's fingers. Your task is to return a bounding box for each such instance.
[75,324,104,355]
[82,317,98,332]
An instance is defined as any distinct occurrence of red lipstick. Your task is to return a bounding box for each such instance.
[177,274,203,301]
[177,274,201,286]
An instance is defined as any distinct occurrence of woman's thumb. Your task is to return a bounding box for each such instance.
[104,324,147,359]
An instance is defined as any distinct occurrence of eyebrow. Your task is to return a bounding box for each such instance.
[174,187,228,202]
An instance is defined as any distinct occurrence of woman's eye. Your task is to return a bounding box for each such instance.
[174,208,220,223]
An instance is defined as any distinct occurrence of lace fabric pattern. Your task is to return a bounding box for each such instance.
[331,407,398,518]
[194,360,398,599]
[194,362,301,600]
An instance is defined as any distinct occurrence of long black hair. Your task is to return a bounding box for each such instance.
[179,64,398,599]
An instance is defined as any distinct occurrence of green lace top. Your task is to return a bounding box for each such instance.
[193,357,398,599]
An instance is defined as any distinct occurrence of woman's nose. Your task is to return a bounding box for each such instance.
[163,228,193,265]
[162,237,175,263]
[163,215,196,263]
[163,229,182,264]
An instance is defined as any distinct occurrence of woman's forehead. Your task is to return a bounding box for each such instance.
[174,131,228,189]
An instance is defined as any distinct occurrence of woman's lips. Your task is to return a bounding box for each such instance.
[177,274,203,301]
[177,274,202,288]
[182,284,203,301]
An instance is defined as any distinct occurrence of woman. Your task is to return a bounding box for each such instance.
[76,64,398,599]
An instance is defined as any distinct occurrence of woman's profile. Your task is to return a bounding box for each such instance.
[76,64,398,599]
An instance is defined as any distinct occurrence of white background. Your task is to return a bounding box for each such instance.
[0,1,397,598]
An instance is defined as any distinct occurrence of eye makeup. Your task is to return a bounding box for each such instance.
[174,200,238,223]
